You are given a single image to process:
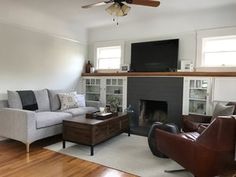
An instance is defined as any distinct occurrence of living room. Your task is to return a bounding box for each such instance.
[0,0,236,177]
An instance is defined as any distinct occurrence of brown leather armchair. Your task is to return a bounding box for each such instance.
[155,116,236,177]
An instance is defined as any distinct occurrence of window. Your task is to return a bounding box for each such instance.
[96,46,121,70]
[201,36,236,67]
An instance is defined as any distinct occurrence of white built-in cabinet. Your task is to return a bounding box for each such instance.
[82,77,127,112]
[183,77,213,116]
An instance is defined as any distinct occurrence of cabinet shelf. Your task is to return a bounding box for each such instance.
[189,112,206,116]
[86,92,100,95]
[189,98,207,101]
[190,88,207,90]
[106,93,123,96]
[86,100,100,103]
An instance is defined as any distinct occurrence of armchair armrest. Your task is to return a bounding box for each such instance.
[155,129,196,169]
[182,114,212,123]
[0,108,36,144]
[182,115,212,132]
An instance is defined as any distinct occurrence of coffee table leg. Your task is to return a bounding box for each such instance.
[128,127,131,136]
[63,140,66,149]
[90,145,94,156]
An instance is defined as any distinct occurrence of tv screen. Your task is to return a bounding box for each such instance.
[130,39,179,72]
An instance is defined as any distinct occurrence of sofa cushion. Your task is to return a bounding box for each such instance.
[36,112,72,129]
[48,89,75,111]
[74,94,86,107]
[58,92,78,110]
[34,89,50,111]
[7,90,23,109]
[62,107,98,116]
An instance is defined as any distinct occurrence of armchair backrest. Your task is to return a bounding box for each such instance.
[196,116,236,151]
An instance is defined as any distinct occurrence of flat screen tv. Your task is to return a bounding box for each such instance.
[130,39,179,72]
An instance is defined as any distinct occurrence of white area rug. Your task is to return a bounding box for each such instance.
[45,133,193,177]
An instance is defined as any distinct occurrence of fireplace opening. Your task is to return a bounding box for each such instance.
[139,100,168,127]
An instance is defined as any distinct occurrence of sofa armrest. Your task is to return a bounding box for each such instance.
[0,108,36,144]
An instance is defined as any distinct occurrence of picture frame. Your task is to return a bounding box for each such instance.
[120,64,130,72]
[180,60,194,71]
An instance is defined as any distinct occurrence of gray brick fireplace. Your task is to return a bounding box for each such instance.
[127,77,183,136]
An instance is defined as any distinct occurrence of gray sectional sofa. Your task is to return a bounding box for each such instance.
[0,89,97,152]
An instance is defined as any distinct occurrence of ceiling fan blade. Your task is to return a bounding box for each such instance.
[82,0,113,9]
[126,0,160,7]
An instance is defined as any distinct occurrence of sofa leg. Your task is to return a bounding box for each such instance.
[26,143,30,153]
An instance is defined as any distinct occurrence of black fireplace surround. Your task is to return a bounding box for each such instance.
[127,77,183,136]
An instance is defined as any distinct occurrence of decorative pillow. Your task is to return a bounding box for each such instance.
[74,94,86,107]
[7,90,23,109]
[226,102,236,115]
[58,92,78,110]
[34,89,50,111]
[211,103,235,121]
[48,89,75,111]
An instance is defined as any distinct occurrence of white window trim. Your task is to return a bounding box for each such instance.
[94,41,125,72]
[196,27,236,72]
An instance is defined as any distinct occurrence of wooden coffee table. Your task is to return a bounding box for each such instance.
[62,113,130,156]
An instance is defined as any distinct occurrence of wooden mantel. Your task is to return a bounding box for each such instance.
[82,72,236,77]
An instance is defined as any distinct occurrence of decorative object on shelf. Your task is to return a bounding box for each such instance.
[120,64,130,72]
[114,89,121,94]
[107,96,120,112]
[90,67,95,73]
[99,107,105,113]
[180,60,194,71]
[85,60,92,73]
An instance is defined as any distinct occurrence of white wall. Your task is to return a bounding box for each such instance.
[87,5,236,67]
[0,1,87,43]
[0,22,86,100]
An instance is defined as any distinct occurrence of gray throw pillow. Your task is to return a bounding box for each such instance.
[7,90,23,109]
[212,103,235,121]
[34,89,50,112]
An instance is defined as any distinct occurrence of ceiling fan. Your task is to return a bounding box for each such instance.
[82,0,160,17]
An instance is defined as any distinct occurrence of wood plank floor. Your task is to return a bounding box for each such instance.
[0,136,138,177]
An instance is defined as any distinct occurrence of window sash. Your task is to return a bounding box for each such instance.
[201,36,236,68]
[97,57,121,69]
[96,46,122,70]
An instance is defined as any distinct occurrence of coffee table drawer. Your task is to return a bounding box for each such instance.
[63,125,92,145]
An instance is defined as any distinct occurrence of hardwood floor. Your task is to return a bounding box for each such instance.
[0,136,138,177]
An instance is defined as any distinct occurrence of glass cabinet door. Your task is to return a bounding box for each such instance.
[105,78,123,112]
[85,78,101,102]
[188,79,210,115]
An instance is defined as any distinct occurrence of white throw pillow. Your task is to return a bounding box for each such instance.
[74,94,86,107]
[212,103,235,121]
[58,92,78,110]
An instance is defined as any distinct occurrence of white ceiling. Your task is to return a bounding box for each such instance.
[0,0,235,42]
[0,0,235,29]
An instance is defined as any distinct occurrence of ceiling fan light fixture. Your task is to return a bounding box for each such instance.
[121,4,131,15]
[106,2,131,17]
[105,2,120,15]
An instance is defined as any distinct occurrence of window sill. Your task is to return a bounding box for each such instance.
[196,67,236,72]
[95,69,120,73]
